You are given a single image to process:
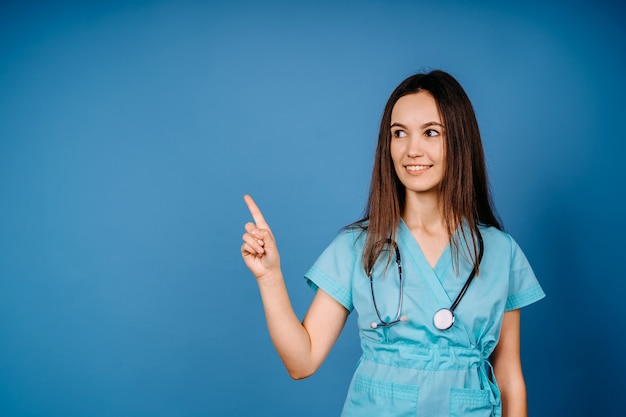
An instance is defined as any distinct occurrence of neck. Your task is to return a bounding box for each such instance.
[402,191,445,233]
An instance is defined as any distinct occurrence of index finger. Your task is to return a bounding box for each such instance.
[243,194,269,228]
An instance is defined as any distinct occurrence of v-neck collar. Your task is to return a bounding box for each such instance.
[398,219,451,273]
[396,220,478,345]
[397,220,454,305]
[433,245,452,283]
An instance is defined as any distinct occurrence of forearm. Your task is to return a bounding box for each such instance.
[492,309,527,417]
[498,375,527,417]
[257,271,315,379]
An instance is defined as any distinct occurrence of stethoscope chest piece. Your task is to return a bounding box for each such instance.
[433,308,455,331]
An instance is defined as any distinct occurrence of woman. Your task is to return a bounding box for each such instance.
[241,70,545,417]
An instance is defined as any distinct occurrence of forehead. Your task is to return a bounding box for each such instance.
[391,91,441,124]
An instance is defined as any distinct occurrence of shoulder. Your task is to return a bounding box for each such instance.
[311,224,366,266]
[478,224,511,244]
[478,225,524,258]
[478,225,535,273]
[335,222,368,248]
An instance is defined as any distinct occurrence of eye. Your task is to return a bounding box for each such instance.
[425,129,440,137]
[392,129,407,138]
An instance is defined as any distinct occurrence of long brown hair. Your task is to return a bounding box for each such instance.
[354,70,502,276]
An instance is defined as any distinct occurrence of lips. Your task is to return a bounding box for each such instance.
[405,165,431,172]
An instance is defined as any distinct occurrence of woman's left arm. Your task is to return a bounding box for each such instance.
[491,309,527,417]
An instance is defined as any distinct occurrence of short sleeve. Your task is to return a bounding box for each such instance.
[505,235,546,311]
[304,228,360,312]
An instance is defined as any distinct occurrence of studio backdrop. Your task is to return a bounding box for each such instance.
[1,0,624,416]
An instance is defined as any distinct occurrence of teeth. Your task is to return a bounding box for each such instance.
[406,165,429,171]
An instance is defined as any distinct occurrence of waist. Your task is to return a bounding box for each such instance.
[361,340,485,370]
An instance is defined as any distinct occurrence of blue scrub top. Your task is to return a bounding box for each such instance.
[305,221,545,417]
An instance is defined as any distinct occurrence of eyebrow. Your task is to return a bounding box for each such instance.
[390,121,445,129]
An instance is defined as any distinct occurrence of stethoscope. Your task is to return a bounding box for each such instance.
[369,230,484,331]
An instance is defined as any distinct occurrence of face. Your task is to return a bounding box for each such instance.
[390,91,445,197]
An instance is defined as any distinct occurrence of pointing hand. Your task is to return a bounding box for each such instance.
[241,195,281,279]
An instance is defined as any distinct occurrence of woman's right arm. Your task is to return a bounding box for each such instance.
[241,195,349,379]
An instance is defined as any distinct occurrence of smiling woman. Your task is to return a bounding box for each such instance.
[390,92,446,200]
[241,69,545,417]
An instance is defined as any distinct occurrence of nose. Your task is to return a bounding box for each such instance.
[406,136,423,157]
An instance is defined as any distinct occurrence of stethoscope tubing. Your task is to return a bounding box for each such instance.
[449,231,484,313]
[369,241,404,328]
[369,230,484,331]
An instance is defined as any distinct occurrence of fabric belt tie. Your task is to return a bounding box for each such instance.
[479,360,501,417]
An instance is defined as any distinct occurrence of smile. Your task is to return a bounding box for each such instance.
[405,165,431,172]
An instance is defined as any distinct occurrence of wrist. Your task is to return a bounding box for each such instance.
[256,269,284,288]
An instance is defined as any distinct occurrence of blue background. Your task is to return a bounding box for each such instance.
[1,0,624,416]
